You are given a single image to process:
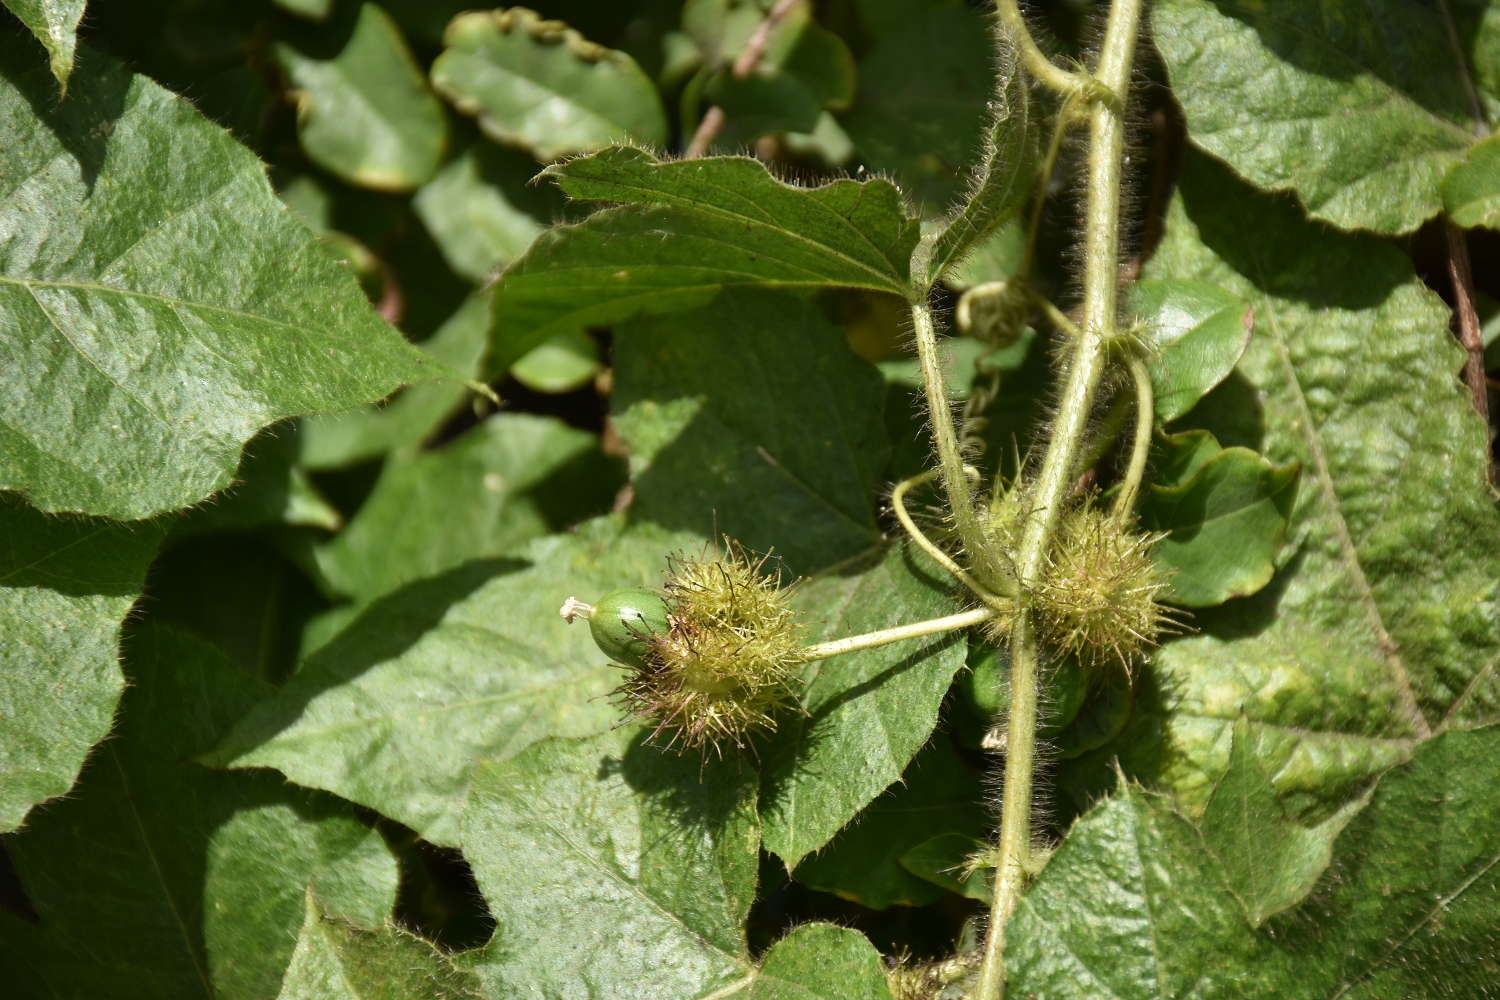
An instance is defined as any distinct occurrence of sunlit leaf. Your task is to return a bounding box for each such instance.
[0,494,166,831]
[749,923,893,1000]
[430,8,667,162]
[0,36,451,519]
[3,0,84,91]
[1127,278,1253,423]
[1153,0,1479,234]
[490,145,918,374]
[1445,131,1500,230]
[276,4,449,191]
[458,726,758,1000]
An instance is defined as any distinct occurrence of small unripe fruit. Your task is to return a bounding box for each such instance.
[587,588,670,668]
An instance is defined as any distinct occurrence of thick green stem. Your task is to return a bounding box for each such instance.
[974,1,1144,997]
[912,299,983,550]
[995,0,1090,97]
[802,606,995,660]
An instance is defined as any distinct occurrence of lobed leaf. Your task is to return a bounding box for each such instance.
[0,625,399,1000]
[489,145,919,374]
[0,492,166,831]
[430,8,667,163]
[613,288,888,575]
[1153,0,1479,235]
[0,35,452,519]
[1075,149,1500,820]
[759,543,968,867]
[204,518,699,847]
[1007,779,1255,999]
[458,726,759,1000]
[1200,715,1366,926]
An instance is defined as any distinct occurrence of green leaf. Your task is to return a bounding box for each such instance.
[275,0,334,22]
[3,0,85,92]
[898,832,989,901]
[412,144,545,283]
[613,288,888,574]
[1099,147,1500,819]
[1253,723,1500,995]
[1140,445,1300,608]
[458,727,758,999]
[299,294,489,471]
[1007,779,1255,999]
[0,625,399,1000]
[1201,715,1366,927]
[491,145,919,374]
[940,219,1024,292]
[706,70,823,145]
[0,493,166,831]
[315,413,620,600]
[1152,0,1479,235]
[1445,132,1500,230]
[749,923,894,1000]
[1150,427,1224,488]
[278,889,482,1000]
[0,37,451,519]
[1127,278,1253,423]
[430,8,668,163]
[917,44,1036,289]
[760,543,967,866]
[841,6,997,216]
[1025,726,1500,996]
[793,737,986,909]
[509,329,602,394]
[204,518,699,847]
[172,423,343,538]
[276,3,449,191]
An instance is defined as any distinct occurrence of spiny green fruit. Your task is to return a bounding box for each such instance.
[611,541,808,756]
[585,588,670,668]
[1033,505,1175,670]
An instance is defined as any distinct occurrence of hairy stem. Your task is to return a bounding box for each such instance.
[892,472,1016,606]
[995,0,1089,97]
[802,606,995,660]
[1021,94,1082,281]
[975,1,1144,997]
[1111,355,1155,520]
[912,299,984,550]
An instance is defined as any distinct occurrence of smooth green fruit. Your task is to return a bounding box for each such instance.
[589,588,670,668]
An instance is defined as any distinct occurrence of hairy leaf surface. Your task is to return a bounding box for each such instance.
[613,288,888,575]
[277,890,482,1000]
[3,0,84,90]
[0,36,450,519]
[0,626,398,1000]
[749,923,893,1000]
[1153,0,1479,234]
[0,493,166,831]
[1086,150,1500,820]
[459,727,758,1000]
[760,543,967,866]
[205,519,697,847]
[489,146,918,373]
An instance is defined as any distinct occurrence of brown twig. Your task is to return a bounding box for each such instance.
[683,0,801,159]
[1436,0,1491,137]
[1444,216,1493,484]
